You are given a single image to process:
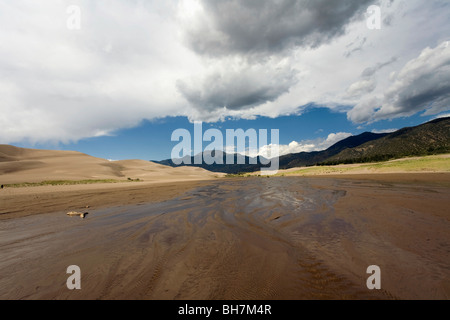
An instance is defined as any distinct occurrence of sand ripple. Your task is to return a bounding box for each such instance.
[0,177,448,299]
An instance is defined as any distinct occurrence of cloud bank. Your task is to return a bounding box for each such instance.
[180,0,373,56]
[247,132,353,158]
[348,41,450,122]
[0,0,449,144]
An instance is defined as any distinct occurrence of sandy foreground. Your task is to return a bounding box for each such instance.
[0,173,449,300]
[0,180,214,220]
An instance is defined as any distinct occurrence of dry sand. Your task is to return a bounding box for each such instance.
[0,173,449,300]
[0,144,223,184]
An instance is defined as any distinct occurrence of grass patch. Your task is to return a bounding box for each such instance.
[360,156,450,172]
[283,166,353,176]
[280,154,450,176]
[4,179,143,188]
[225,173,252,178]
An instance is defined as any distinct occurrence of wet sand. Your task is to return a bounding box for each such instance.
[0,180,211,220]
[0,175,449,300]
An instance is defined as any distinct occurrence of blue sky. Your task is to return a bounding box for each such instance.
[15,108,445,161]
[1,1,449,160]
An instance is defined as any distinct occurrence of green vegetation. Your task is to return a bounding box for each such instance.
[127,177,141,182]
[225,173,251,178]
[4,179,143,188]
[318,154,395,166]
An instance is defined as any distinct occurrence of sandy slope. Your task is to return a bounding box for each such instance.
[0,145,223,184]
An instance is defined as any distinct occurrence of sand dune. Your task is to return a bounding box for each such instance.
[0,145,223,184]
[114,159,223,182]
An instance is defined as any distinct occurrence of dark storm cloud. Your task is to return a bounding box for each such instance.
[178,0,377,113]
[184,0,376,57]
[394,86,450,114]
[177,63,297,112]
[381,69,450,117]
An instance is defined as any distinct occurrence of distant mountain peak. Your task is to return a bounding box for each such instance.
[155,117,449,173]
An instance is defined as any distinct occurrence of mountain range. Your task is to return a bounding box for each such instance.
[154,117,450,174]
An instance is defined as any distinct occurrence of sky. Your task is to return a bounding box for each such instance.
[0,0,449,160]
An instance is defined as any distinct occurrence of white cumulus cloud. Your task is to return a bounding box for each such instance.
[247,132,353,157]
[0,0,449,144]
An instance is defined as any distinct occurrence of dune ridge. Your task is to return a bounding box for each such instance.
[0,145,223,185]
